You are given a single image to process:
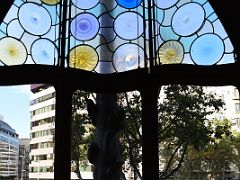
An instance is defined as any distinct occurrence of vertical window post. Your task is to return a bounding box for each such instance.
[141,86,159,180]
[54,84,72,179]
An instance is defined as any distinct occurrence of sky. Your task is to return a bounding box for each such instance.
[0,85,32,138]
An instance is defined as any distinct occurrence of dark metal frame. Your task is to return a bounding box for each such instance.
[1,0,240,179]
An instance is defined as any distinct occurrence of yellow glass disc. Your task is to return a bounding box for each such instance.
[158,41,184,64]
[41,0,60,5]
[0,37,27,65]
[69,45,98,71]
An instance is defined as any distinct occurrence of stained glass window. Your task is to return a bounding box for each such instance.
[0,0,235,72]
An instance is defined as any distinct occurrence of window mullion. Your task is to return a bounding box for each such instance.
[54,84,72,179]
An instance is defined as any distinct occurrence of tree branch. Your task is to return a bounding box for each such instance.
[164,144,182,173]
[125,134,142,179]
[160,141,189,180]
[158,121,174,138]
[124,92,142,143]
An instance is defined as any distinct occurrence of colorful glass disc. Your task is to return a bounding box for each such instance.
[71,13,99,41]
[116,0,143,9]
[19,3,51,36]
[155,0,178,9]
[172,3,205,36]
[7,19,24,39]
[71,0,99,9]
[69,45,98,71]
[41,0,60,5]
[114,12,143,40]
[190,34,224,65]
[31,39,58,65]
[0,37,27,65]
[158,40,184,64]
[113,43,145,72]
[0,0,234,68]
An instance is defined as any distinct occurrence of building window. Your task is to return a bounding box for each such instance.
[235,103,240,113]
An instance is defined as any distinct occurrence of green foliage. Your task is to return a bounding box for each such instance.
[158,85,225,179]
[119,92,142,178]
[232,132,240,171]
[180,119,240,179]
[119,85,225,179]
[71,85,227,179]
[71,90,95,171]
[159,85,224,149]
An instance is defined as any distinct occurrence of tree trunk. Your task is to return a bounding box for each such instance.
[74,161,83,180]
[88,93,124,180]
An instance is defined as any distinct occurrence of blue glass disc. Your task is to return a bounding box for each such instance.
[172,3,205,36]
[155,0,178,9]
[71,0,99,10]
[71,13,99,41]
[190,34,224,65]
[114,12,143,40]
[116,0,143,9]
[19,3,51,36]
[31,38,58,65]
[113,43,145,72]
[7,19,24,39]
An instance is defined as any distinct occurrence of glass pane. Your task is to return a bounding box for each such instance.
[68,0,146,73]
[156,1,235,65]
[158,85,240,179]
[29,84,56,179]
[0,0,234,70]
[71,90,142,179]
[0,1,60,66]
[0,85,31,179]
[71,90,94,179]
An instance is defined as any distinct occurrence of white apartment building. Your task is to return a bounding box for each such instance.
[29,84,92,180]
[205,86,240,130]
[29,84,55,180]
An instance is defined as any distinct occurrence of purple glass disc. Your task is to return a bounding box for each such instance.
[70,13,99,41]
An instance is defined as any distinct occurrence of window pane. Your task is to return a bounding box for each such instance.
[158,85,240,179]
[0,85,31,179]
[0,0,234,69]
[71,90,142,179]
[29,84,55,180]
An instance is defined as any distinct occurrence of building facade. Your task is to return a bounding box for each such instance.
[18,138,30,180]
[0,115,19,179]
[205,86,240,129]
[29,84,89,179]
[29,84,55,180]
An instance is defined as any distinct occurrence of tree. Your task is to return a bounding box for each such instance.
[71,90,95,179]
[86,93,125,180]
[158,85,224,179]
[120,92,143,180]
[72,91,126,180]
[180,119,235,179]
[118,85,224,180]
[71,85,224,180]
[232,131,240,172]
